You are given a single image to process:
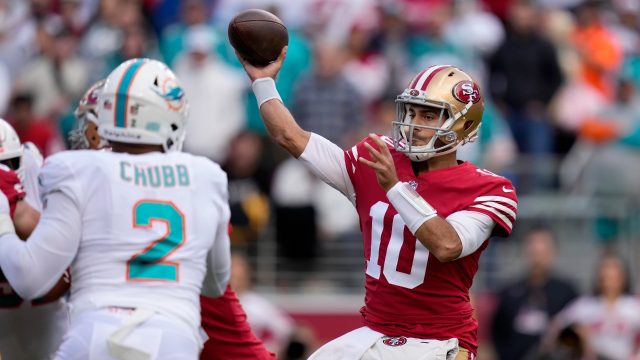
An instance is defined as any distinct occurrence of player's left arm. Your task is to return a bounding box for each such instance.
[202,230,231,298]
[201,173,232,298]
[360,134,505,262]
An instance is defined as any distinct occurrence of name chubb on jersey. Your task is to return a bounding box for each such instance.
[119,161,190,188]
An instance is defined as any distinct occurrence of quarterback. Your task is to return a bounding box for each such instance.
[0,58,231,359]
[238,48,517,359]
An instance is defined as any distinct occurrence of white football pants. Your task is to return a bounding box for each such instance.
[54,307,199,360]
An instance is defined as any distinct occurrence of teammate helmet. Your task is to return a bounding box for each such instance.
[0,118,24,175]
[97,58,188,152]
[393,65,484,162]
[69,79,108,150]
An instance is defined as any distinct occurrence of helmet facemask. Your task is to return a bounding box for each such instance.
[69,107,109,150]
[393,95,476,162]
[69,79,109,150]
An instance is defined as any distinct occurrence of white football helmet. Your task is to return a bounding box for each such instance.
[393,65,484,162]
[69,79,109,150]
[0,118,24,176]
[97,58,188,152]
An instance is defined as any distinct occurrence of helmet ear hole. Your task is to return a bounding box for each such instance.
[463,120,473,131]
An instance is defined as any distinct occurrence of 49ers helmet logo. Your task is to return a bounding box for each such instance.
[453,80,480,104]
[382,336,407,347]
[86,88,99,106]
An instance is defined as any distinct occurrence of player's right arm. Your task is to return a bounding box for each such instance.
[237,47,310,158]
[237,48,355,201]
[13,200,40,239]
[0,155,81,300]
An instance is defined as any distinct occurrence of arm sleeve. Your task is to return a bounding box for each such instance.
[446,210,496,258]
[201,226,230,298]
[201,175,231,298]
[0,190,80,299]
[299,133,355,204]
[466,176,518,237]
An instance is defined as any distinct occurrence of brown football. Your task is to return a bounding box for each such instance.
[228,9,288,66]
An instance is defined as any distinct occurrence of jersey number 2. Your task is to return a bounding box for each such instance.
[366,201,430,289]
[127,200,185,282]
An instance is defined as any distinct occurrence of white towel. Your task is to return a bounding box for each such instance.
[308,326,383,360]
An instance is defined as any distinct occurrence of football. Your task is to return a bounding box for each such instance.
[228,9,288,66]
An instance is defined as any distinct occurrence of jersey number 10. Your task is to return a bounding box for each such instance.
[127,200,185,282]
[365,201,430,289]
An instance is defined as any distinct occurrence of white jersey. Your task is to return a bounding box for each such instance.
[20,142,44,211]
[0,142,64,360]
[35,150,230,339]
[554,295,640,360]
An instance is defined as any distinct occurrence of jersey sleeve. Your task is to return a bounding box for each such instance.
[200,159,231,298]
[0,164,26,217]
[466,175,518,237]
[21,142,44,211]
[299,133,355,204]
[38,153,82,209]
[0,190,81,299]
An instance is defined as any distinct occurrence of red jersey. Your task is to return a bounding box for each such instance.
[344,136,518,353]
[0,165,26,217]
[200,285,276,360]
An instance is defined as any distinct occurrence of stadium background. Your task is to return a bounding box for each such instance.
[1,0,640,358]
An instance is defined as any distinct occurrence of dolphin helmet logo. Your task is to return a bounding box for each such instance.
[157,86,184,101]
[151,76,185,111]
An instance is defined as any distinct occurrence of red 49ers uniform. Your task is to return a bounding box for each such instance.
[200,224,275,360]
[200,286,276,360]
[344,136,517,354]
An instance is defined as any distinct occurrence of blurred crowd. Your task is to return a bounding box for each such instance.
[489,227,640,360]
[2,0,640,358]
